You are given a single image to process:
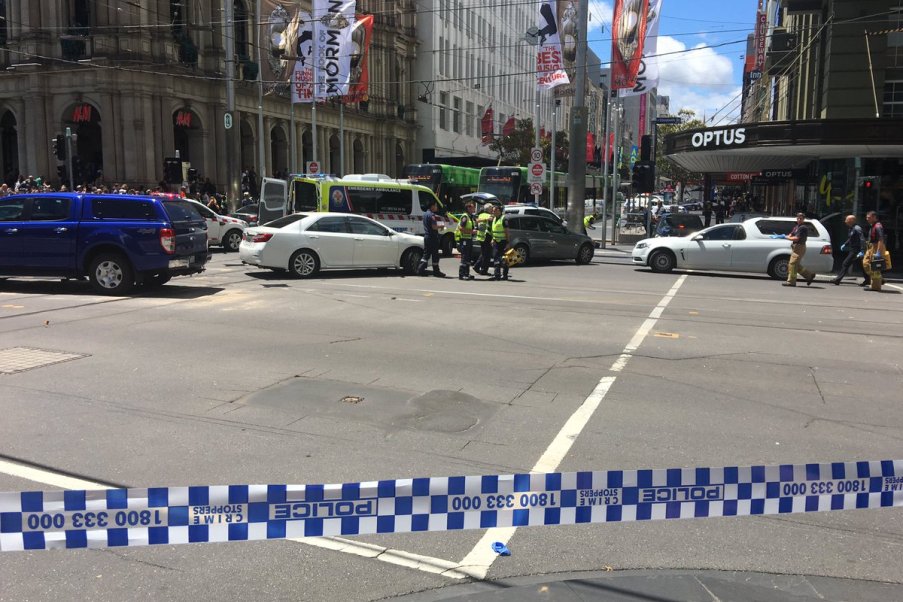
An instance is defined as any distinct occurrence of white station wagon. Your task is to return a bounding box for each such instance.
[631,217,834,280]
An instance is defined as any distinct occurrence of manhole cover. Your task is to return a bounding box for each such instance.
[0,347,89,374]
[340,395,364,404]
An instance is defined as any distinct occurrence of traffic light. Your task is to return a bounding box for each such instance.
[57,165,66,180]
[632,161,656,193]
[55,135,65,160]
[163,158,182,184]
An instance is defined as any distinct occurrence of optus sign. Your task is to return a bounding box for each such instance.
[691,128,747,149]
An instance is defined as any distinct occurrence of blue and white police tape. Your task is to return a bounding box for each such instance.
[1,459,901,552]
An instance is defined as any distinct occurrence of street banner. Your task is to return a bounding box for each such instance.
[552,0,580,98]
[536,0,570,90]
[586,132,595,163]
[343,14,374,104]
[503,117,517,137]
[611,0,651,90]
[620,0,662,97]
[292,10,314,103]
[313,0,356,99]
[481,106,494,145]
[753,9,767,77]
[261,1,303,95]
[638,93,647,137]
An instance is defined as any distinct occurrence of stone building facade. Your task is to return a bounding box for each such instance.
[0,1,418,194]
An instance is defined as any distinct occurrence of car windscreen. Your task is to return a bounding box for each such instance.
[163,200,205,226]
[755,220,821,237]
[664,214,703,229]
[263,214,307,228]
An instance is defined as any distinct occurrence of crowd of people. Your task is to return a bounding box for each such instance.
[0,173,245,215]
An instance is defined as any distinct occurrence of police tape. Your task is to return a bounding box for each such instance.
[1,459,901,552]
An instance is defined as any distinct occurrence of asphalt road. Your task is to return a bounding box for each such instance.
[0,249,901,601]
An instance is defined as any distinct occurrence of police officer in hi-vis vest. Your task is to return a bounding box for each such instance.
[455,201,477,280]
[490,204,510,281]
[473,203,495,275]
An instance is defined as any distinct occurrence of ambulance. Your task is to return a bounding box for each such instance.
[259,174,457,254]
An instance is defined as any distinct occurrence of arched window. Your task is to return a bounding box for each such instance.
[234,0,249,60]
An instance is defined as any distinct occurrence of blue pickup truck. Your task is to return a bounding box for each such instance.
[0,193,209,294]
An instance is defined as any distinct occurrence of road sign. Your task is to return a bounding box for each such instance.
[224,113,233,130]
[654,116,683,125]
[530,182,543,196]
[307,161,320,175]
[529,162,545,184]
[530,146,543,163]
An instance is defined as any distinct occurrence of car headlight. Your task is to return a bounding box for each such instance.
[635,242,648,250]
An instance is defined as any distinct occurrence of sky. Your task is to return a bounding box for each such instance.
[586,0,759,125]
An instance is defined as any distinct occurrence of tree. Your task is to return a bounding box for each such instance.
[489,118,568,166]
[655,108,705,201]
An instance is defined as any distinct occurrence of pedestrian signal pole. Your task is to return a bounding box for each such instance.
[65,127,75,191]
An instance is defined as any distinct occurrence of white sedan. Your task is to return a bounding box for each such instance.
[239,212,425,278]
[183,199,248,252]
[632,217,834,280]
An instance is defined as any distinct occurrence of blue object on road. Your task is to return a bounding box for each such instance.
[492,541,511,556]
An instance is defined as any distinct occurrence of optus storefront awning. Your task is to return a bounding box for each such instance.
[663,118,903,173]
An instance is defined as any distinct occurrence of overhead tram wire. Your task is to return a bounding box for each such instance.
[710,13,836,127]
[705,8,902,126]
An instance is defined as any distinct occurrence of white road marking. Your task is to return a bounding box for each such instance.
[886,283,902,292]
[0,458,109,491]
[455,274,688,579]
[291,536,470,579]
[0,275,689,582]
[0,457,464,579]
[335,283,639,305]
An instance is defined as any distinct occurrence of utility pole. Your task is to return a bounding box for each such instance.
[255,0,266,181]
[224,0,239,207]
[565,0,589,230]
[599,80,610,249]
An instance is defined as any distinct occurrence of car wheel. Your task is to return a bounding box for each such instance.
[289,249,320,278]
[223,229,243,252]
[649,250,676,273]
[768,255,790,280]
[576,243,594,265]
[401,247,423,275]
[441,234,456,257]
[88,253,134,295]
[513,243,530,265]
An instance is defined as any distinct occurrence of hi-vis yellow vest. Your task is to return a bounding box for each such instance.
[455,213,475,242]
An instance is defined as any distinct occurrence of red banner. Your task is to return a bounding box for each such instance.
[607,133,615,162]
[502,117,516,137]
[343,14,374,104]
[611,0,650,90]
[638,93,647,138]
[481,106,494,144]
[586,132,595,163]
